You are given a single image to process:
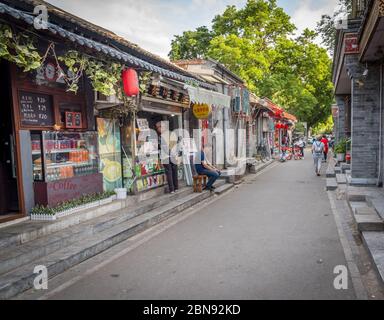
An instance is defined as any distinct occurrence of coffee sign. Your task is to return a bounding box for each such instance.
[19,91,54,127]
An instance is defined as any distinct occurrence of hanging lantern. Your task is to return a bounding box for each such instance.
[122,68,139,97]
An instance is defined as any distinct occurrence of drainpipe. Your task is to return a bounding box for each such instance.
[377,63,383,187]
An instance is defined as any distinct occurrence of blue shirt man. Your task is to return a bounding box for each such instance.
[195,148,221,191]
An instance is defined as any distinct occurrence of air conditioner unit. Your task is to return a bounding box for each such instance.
[94,92,121,109]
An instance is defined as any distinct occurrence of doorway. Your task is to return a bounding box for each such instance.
[0,61,20,217]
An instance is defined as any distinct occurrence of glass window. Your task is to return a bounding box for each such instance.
[35,131,99,182]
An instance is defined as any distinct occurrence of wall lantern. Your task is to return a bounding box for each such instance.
[122,68,139,97]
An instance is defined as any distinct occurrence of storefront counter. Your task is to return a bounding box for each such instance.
[34,172,103,207]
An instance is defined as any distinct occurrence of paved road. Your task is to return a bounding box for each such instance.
[40,151,356,299]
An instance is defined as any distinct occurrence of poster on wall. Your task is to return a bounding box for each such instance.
[97,118,123,191]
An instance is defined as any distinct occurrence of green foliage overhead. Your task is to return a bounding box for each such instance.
[0,24,42,72]
[316,0,352,55]
[312,115,334,135]
[168,0,335,128]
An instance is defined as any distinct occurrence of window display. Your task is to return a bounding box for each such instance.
[32,131,99,182]
[134,117,165,192]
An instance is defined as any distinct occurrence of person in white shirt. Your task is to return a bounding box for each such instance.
[297,137,305,159]
[312,136,325,176]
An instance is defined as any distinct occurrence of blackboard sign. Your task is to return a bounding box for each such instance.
[19,91,54,127]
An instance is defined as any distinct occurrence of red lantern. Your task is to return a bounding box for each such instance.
[122,68,139,97]
[275,123,281,129]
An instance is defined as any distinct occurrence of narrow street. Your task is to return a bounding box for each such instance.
[23,152,357,300]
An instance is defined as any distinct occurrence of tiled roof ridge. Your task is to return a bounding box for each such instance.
[15,0,199,80]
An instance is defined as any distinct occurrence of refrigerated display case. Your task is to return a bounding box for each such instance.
[32,131,99,182]
[32,131,103,207]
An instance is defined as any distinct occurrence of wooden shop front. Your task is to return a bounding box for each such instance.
[3,60,103,219]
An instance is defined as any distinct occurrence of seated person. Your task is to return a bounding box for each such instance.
[195,146,221,191]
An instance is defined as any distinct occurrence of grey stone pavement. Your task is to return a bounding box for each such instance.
[20,150,359,300]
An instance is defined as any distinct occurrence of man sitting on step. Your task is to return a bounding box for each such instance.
[194,145,221,191]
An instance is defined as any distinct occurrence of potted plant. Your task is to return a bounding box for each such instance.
[334,139,347,162]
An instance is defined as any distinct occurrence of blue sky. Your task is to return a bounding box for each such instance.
[46,0,338,58]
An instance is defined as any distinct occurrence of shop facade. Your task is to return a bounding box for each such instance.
[0,55,101,222]
[96,75,194,194]
[0,0,216,222]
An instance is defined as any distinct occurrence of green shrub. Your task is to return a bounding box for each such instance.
[30,191,115,215]
[334,139,347,154]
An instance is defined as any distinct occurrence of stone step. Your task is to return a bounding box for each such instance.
[214,184,234,195]
[361,231,384,286]
[336,174,347,185]
[0,190,212,300]
[347,191,366,202]
[326,178,338,191]
[326,167,336,178]
[0,187,193,261]
[341,163,351,173]
[334,167,342,174]
[365,197,384,220]
[353,206,384,232]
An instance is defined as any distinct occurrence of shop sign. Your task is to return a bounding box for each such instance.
[192,103,211,119]
[65,111,83,129]
[136,118,150,132]
[344,34,359,54]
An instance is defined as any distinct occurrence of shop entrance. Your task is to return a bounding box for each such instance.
[0,61,19,217]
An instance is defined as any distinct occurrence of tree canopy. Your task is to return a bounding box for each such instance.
[169,0,334,128]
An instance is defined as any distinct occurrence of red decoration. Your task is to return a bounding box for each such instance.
[346,153,351,163]
[122,68,139,97]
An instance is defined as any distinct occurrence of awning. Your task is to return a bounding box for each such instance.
[184,85,231,108]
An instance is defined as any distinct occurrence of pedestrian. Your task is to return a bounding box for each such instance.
[156,121,178,194]
[321,135,329,163]
[194,145,221,191]
[297,137,305,159]
[312,136,325,176]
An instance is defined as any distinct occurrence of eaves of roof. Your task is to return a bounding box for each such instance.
[0,0,216,90]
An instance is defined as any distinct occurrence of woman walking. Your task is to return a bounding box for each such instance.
[312,136,325,176]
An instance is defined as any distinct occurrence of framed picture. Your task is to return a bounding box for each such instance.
[65,111,83,129]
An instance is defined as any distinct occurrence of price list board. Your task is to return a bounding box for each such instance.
[19,91,55,127]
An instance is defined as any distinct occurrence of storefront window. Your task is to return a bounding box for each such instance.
[32,131,99,182]
[134,113,165,193]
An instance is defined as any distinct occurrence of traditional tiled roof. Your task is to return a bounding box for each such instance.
[0,0,216,90]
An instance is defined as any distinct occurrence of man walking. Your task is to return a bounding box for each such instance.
[312,136,325,176]
[156,121,178,194]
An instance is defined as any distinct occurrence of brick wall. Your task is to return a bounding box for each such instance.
[345,54,380,181]
[335,95,347,142]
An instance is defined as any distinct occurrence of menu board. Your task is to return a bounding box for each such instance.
[19,91,54,127]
